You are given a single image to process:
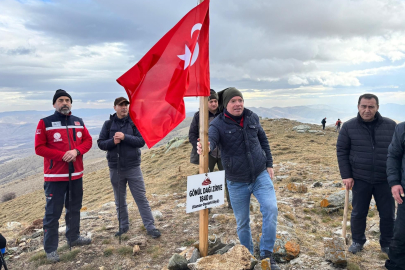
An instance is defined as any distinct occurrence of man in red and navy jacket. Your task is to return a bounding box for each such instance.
[35,89,92,262]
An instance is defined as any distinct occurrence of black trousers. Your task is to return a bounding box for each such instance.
[351,179,395,247]
[43,178,83,253]
[386,199,405,270]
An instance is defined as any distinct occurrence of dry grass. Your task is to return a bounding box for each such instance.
[0,118,390,270]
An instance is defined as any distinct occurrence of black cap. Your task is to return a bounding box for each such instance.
[114,97,130,106]
[208,89,219,101]
[53,89,72,104]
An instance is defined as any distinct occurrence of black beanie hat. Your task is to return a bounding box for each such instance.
[208,89,219,101]
[217,87,243,112]
[53,89,72,104]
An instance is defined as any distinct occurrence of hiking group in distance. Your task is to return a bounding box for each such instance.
[3,88,397,270]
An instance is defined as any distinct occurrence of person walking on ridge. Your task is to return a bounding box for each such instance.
[321,117,327,130]
[335,119,342,132]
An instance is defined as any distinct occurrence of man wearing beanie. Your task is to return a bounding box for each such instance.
[35,89,93,262]
[188,89,232,209]
[197,87,279,269]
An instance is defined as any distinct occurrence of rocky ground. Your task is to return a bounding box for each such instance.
[0,118,391,269]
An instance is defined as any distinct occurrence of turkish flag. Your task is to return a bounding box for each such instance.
[117,0,210,148]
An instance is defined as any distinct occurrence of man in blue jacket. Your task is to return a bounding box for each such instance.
[337,93,396,255]
[198,87,279,269]
[385,121,405,270]
[97,97,160,238]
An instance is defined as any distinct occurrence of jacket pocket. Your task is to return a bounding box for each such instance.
[248,125,258,134]
[224,129,236,135]
[49,160,53,169]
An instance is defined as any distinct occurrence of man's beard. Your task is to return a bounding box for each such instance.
[58,106,71,115]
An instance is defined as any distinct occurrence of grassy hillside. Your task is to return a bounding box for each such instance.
[0,118,389,270]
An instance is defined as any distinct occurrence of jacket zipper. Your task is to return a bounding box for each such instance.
[362,123,375,181]
[66,116,72,150]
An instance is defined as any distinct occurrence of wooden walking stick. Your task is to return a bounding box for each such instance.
[342,188,350,244]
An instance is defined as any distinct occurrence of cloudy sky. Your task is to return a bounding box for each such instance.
[1,0,405,112]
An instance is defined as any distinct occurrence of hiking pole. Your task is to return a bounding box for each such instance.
[0,252,8,270]
[68,162,74,251]
[342,188,350,245]
[117,143,121,245]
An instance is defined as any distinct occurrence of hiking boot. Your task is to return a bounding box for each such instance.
[381,246,389,255]
[348,242,363,254]
[46,251,60,263]
[147,228,161,239]
[115,227,129,237]
[260,251,281,270]
[68,235,91,247]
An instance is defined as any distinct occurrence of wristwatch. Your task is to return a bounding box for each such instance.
[75,149,81,156]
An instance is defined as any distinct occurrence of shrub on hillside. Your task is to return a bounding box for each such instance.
[1,192,16,202]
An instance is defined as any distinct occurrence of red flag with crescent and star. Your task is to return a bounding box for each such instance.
[117,0,210,148]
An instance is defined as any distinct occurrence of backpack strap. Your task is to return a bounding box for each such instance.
[129,119,137,135]
[106,119,113,134]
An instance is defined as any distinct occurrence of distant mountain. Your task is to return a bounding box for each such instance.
[0,103,403,165]
[248,103,405,124]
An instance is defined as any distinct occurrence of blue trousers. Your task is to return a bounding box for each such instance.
[43,178,83,253]
[227,170,278,257]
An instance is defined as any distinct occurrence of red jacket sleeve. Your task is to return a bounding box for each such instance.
[76,124,92,155]
[34,120,65,161]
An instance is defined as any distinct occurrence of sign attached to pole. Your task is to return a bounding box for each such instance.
[187,171,225,213]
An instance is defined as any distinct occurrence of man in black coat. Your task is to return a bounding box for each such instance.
[385,121,405,270]
[337,93,396,255]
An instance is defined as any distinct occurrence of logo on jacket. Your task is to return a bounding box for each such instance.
[77,131,82,138]
[52,121,61,127]
[36,129,41,135]
[54,132,62,142]
[74,121,80,126]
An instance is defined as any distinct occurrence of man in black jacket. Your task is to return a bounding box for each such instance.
[97,97,160,239]
[197,87,279,270]
[385,122,405,270]
[189,89,231,208]
[337,93,396,255]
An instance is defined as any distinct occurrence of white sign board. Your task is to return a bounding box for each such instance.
[186,171,225,213]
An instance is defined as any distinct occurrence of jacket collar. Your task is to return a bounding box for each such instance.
[54,110,71,118]
[356,111,383,125]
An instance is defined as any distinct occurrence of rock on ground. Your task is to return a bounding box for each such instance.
[187,244,256,270]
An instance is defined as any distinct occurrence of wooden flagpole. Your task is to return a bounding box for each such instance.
[198,0,209,258]
[198,93,209,257]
